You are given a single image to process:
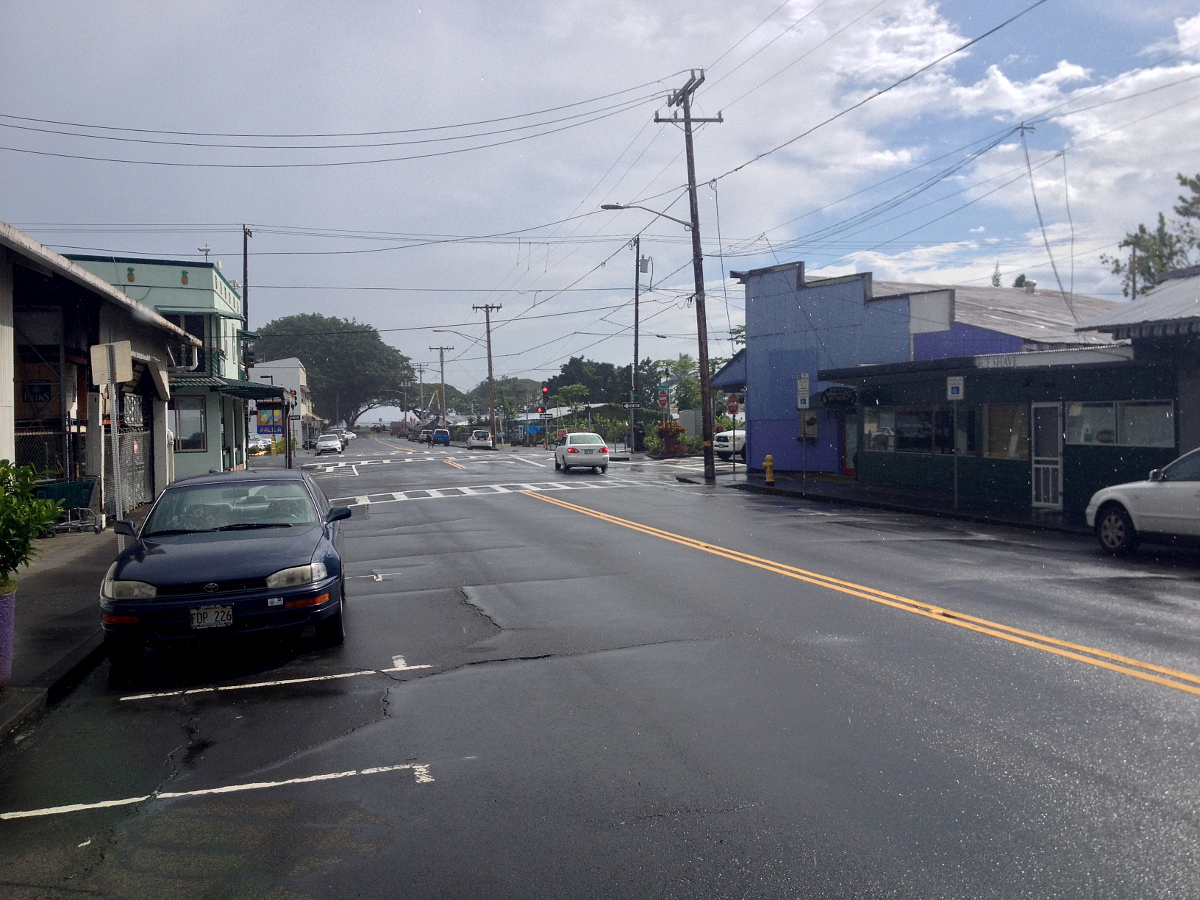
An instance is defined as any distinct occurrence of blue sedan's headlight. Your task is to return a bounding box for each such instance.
[266,562,328,589]
[102,579,158,600]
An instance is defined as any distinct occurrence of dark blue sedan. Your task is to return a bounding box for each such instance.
[101,469,351,667]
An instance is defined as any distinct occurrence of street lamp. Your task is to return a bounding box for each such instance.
[600,204,692,231]
[601,201,716,482]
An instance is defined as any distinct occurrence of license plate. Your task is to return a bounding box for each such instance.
[583,449,594,455]
[190,605,233,630]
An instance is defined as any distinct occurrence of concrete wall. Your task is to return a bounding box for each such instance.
[0,248,13,462]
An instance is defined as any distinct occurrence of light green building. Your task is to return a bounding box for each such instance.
[67,255,281,479]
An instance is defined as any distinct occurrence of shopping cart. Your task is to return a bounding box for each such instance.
[34,479,102,534]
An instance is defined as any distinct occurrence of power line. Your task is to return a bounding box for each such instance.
[0,97,654,169]
[0,76,681,139]
[717,0,1052,180]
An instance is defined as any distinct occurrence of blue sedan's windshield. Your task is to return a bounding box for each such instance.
[142,482,319,535]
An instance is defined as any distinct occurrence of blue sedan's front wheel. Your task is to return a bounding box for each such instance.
[314,580,346,647]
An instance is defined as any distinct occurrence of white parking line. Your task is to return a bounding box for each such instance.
[119,656,433,702]
[0,763,433,820]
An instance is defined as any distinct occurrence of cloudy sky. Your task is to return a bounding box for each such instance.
[3,0,1199,412]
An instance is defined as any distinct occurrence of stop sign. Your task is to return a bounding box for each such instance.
[727,394,739,415]
[657,388,669,408]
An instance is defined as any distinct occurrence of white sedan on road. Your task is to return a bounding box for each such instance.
[554,432,610,473]
[467,429,494,449]
[1086,447,1200,554]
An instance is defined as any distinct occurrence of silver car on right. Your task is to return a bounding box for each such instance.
[1086,446,1200,555]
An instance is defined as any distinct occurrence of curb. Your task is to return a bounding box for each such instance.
[676,473,1089,536]
[0,629,106,748]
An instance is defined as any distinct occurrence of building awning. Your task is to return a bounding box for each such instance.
[171,374,284,400]
[1,220,200,347]
[711,349,746,389]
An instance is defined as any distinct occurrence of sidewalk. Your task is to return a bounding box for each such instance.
[678,467,1092,536]
[0,512,146,746]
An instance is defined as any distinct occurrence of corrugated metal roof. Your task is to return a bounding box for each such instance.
[1076,273,1200,332]
[873,280,1119,345]
[0,220,200,346]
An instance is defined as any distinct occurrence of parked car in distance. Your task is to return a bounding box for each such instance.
[248,436,273,451]
[432,428,451,446]
[417,429,433,443]
[555,432,609,473]
[1086,447,1200,555]
[467,429,493,449]
[714,428,746,461]
[101,469,351,668]
[315,433,343,455]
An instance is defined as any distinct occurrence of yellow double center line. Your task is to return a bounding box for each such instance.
[525,491,1200,698]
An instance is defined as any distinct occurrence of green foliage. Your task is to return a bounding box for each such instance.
[991,262,1002,287]
[546,357,629,404]
[657,421,688,456]
[0,462,62,593]
[253,314,414,425]
[1101,173,1200,297]
[1012,273,1026,288]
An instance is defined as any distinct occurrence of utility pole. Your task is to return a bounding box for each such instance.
[242,225,252,329]
[413,363,428,420]
[429,346,453,427]
[627,236,648,451]
[656,70,722,482]
[1130,246,1138,300]
[473,304,501,444]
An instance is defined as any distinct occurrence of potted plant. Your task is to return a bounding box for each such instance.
[0,461,63,688]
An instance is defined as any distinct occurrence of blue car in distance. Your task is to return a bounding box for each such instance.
[102,469,351,668]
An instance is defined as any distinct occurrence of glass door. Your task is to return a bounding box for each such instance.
[1031,402,1062,509]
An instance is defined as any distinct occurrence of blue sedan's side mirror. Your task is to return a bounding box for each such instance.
[326,506,352,524]
[114,520,138,537]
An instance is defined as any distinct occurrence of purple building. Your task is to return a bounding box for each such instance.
[715,262,1118,475]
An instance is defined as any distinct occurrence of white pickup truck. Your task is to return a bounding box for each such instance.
[714,428,745,461]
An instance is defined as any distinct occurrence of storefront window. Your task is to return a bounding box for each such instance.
[864,408,895,452]
[1066,401,1173,447]
[1119,402,1174,447]
[865,406,975,455]
[172,396,206,451]
[1066,402,1116,444]
[985,403,1028,460]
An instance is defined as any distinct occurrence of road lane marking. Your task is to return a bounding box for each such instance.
[330,480,630,508]
[525,491,1200,699]
[119,658,433,702]
[443,460,465,469]
[0,763,434,821]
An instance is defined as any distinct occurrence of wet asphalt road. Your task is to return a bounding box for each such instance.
[2,435,1200,898]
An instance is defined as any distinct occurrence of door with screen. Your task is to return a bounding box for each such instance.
[1031,403,1062,509]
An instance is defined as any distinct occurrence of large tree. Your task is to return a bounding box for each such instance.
[253,313,414,426]
[546,357,628,403]
[1102,173,1200,297]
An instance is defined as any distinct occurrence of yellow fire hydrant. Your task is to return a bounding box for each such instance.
[764,454,775,486]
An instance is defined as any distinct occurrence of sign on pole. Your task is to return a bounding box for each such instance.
[797,373,810,410]
[946,376,965,400]
[727,394,739,415]
[657,388,669,409]
[90,341,133,385]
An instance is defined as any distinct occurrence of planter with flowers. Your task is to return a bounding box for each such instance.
[0,461,63,688]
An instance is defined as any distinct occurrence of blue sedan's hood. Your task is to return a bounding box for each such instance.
[114,526,322,587]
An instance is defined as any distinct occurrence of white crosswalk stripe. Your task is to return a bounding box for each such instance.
[330,479,630,508]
